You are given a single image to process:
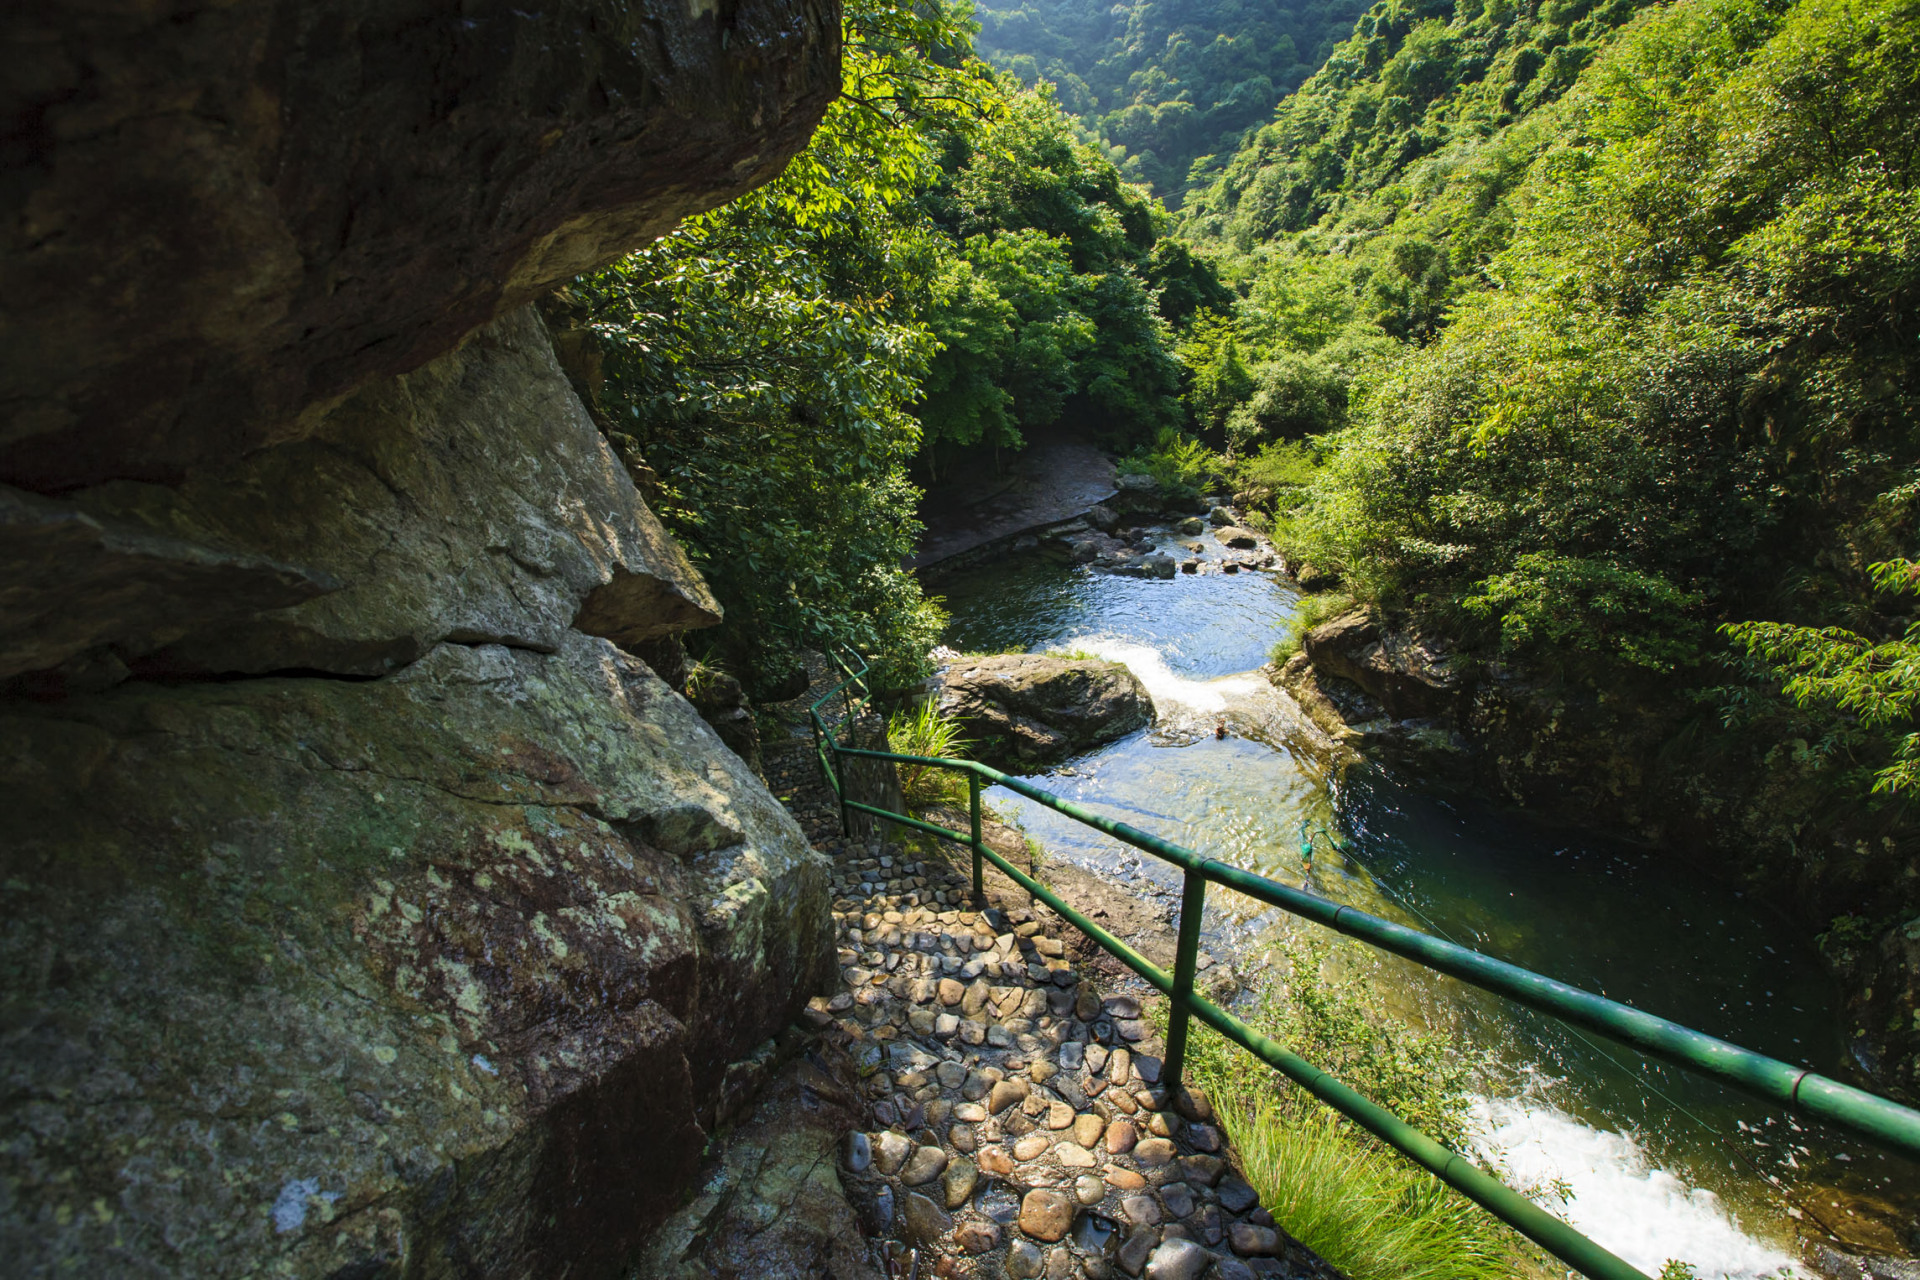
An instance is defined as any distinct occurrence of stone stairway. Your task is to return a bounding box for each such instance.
[764,731,1342,1280]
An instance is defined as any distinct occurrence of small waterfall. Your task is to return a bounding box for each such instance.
[1049,633,1327,752]
[1473,1097,1803,1277]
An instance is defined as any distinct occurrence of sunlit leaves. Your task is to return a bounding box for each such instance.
[568,0,1004,688]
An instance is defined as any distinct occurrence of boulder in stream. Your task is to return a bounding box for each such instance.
[1302,610,1464,721]
[1215,526,1261,550]
[924,654,1153,769]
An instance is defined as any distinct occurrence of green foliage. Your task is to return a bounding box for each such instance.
[573,0,994,691]
[683,658,725,702]
[1227,350,1349,450]
[1276,0,1920,726]
[1728,557,1920,794]
[917,83,1188,473]
[1179,934,1520,1279]
[1118,428,1222,500]
[1236,439,1324,505]
[1184,0,1662,331]
[887,700,975,805]
[1178,312,1255,436]
[1816,912,1880,962]
[973,0,1373,202]
[1465,554,1704,674]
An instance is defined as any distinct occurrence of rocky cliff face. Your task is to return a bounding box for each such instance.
[3,0,837,491]
[0,2,844,1275]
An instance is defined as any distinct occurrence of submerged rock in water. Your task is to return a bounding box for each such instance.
[923,653,1153,769]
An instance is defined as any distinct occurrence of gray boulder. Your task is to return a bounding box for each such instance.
[16,308,721,682]
[1215,526,1261,550]
[925,653,1153,770]
[1301,610,1465,720]
[0,632,833,1277]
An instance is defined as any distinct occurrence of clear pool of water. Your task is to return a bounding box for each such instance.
[933,532,1919,1275]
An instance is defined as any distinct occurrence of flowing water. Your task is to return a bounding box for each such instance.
[932,526,1919,1276]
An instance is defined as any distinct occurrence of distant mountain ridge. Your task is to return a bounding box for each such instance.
[973,0,1372,203]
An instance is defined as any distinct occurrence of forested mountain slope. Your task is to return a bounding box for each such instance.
[973,0,1372,201]
[1175,0,1664,444]
[1202,0,1920,1094]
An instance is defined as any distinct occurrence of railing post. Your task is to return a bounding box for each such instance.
[968,772,984,907]
[834,745,852,840]
[1163,868,1207,1092]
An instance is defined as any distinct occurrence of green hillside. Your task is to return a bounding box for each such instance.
[973,0,1373,201]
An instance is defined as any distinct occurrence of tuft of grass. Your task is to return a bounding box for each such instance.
[684,657,723,699]
[1218,1098,1519,1280]
[1170,934,1535,1280]
[886,700,972,807]
[1043,646,1101,662]
[1270,590,1356,665]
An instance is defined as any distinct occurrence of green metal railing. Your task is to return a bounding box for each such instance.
[807,654,1920,1280]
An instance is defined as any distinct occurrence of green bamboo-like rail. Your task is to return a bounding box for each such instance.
[805,658,1920,1280]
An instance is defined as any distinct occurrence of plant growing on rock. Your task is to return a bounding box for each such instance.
[886,700,974,806]
[1173,934,1520,1279]
[1118,427,1223,499]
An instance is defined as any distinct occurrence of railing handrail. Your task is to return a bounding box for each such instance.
[804,658,1920,1280]
[832,749,1920,1163]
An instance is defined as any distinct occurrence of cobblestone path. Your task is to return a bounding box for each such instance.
[765,722,1342,1280]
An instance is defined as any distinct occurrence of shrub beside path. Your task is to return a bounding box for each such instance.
[764,722,1345,1280]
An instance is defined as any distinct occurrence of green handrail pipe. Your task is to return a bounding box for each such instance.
[834,742,1920,1168]
[835,791,1649,1280]
[803,656,1920,1280]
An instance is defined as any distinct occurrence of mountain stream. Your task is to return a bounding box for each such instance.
[933,525,1918,1277]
